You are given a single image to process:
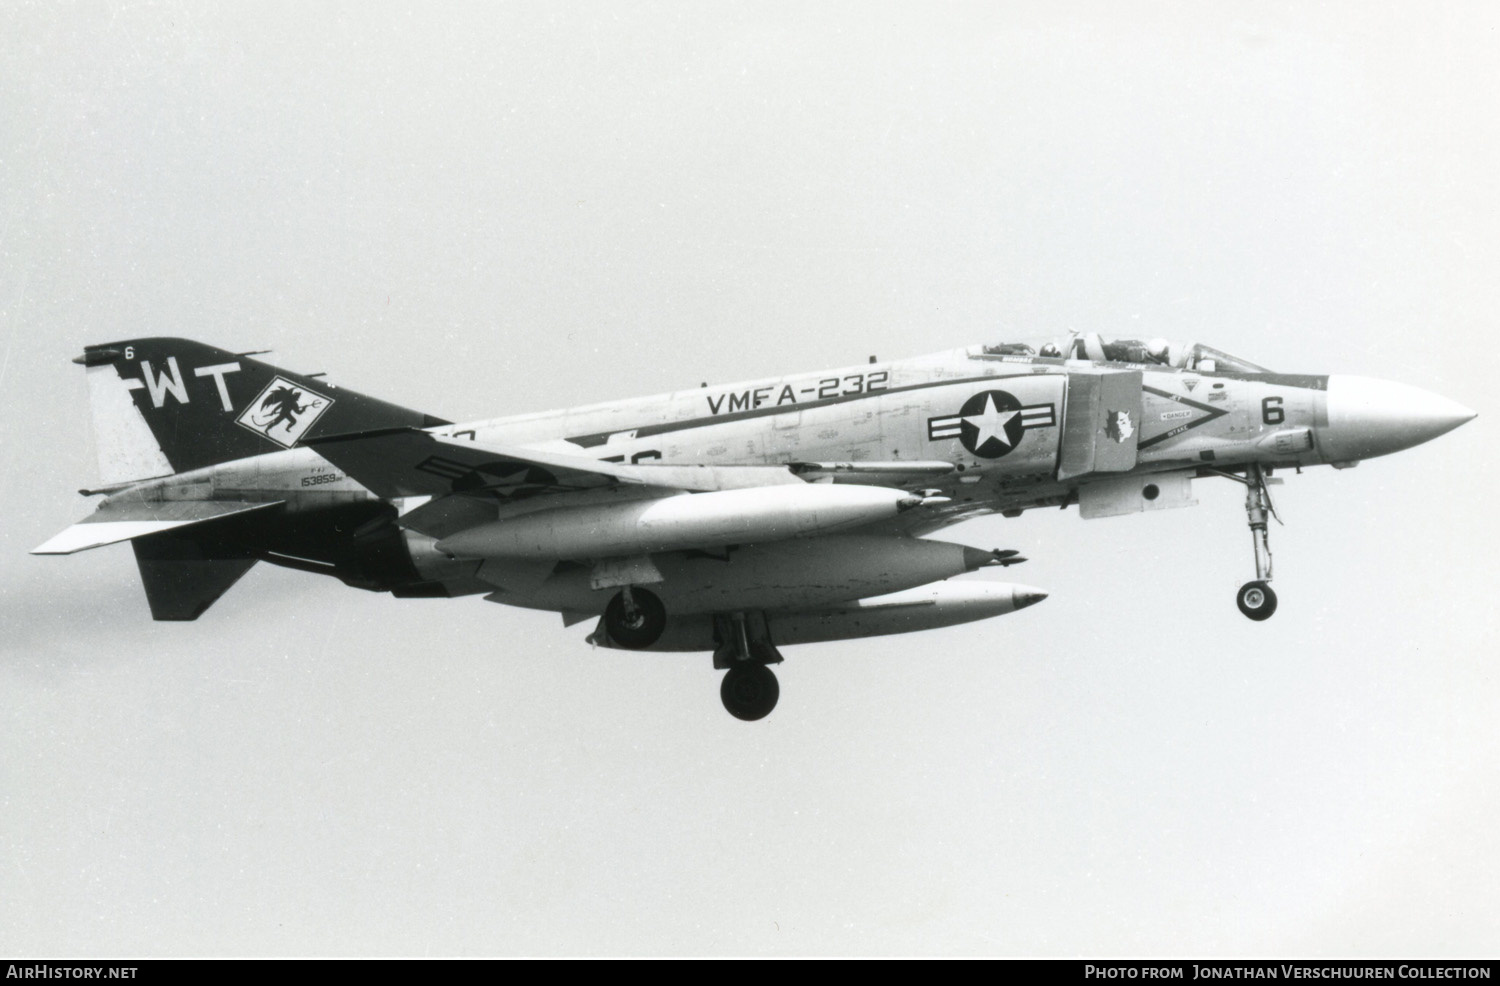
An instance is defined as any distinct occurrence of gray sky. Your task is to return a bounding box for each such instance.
[3,1,1496,957]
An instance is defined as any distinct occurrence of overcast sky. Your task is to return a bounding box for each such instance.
[3,1,1496,957]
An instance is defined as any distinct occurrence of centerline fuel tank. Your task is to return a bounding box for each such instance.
[482,534,1004,616]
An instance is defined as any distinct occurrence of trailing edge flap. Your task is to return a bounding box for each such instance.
[31,500,284,555]
[307,428,803,502]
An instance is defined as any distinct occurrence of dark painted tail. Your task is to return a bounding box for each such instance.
[78,337,448,484]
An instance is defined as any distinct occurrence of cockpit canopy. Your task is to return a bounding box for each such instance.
[984,334,1269,373]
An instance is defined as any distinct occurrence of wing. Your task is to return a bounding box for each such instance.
[306,428,816,499]
[306,428,808,537]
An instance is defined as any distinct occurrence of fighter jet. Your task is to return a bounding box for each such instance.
[35,334,1474,720]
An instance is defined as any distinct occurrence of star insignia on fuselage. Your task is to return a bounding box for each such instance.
[926,389,1056,459]
[963,392,1021,453]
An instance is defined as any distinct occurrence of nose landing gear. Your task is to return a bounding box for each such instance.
[1237,464,1280,621]
[1208,463,1284,620]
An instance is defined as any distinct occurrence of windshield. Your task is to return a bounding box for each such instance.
[1180,343,1270,374]
[982,334,1270,373]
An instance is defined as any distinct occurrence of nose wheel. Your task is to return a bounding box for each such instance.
[1236,580,1278,621]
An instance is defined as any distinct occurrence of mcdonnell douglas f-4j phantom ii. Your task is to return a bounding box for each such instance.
[36,334,1474,719]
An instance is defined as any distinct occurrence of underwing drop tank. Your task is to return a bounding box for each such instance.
[439,484,927,561]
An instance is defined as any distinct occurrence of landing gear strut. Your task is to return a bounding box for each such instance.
[603,586,666,648]
[1237,464,1279,621]
[712,611,783,721]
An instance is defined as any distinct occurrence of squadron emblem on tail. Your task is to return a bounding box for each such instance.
[237,376,334,447]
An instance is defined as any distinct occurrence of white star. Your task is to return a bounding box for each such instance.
[964,394,1018,449]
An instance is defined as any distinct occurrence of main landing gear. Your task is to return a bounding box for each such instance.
[712,612,783,721]
[599,591,784,721]
[603,586,666,648]
[1218,463,1281,621]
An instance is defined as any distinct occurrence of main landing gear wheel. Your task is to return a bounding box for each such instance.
[1237,580,1278,621]
[603,587,666,649]
[721,663,780,721]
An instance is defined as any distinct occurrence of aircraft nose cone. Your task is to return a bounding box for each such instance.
[1011,585,1049,611]
[1318,375,1476,463]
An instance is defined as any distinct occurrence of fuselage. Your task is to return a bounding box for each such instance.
[122,343,1462,520]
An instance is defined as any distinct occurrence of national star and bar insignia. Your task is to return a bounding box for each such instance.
[927,389,1057,459]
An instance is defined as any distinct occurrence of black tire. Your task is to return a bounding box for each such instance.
[720,664,780,721]
[1236,580,1278,621]
[603,587,666,648]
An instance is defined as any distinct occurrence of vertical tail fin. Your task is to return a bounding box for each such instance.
[77,338,448,484]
